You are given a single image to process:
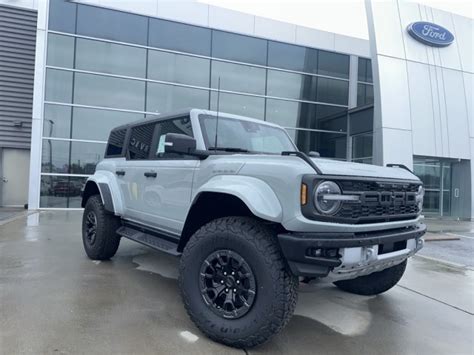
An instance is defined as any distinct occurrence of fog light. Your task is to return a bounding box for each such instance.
[307,248,323,257]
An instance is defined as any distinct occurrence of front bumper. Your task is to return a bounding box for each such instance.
[278,223,426,279]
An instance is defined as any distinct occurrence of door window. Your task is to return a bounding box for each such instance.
[152,116,194,159]
[128,122,155,160]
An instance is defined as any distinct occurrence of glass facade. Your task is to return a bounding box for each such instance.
[413,157,452,216]
[41,0,373,207]
[357,58,374,106]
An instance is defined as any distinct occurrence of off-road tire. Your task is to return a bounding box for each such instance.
[82,195,121,260]
[179,217,298,348]
[333,259,407,296]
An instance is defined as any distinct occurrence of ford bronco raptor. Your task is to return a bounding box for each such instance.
[81,109,425,348]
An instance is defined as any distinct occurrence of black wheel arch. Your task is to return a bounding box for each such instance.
[81,181,115,213]
[178,191,284,253]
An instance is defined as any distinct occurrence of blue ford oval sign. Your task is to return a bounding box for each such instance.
[407,22,454,47]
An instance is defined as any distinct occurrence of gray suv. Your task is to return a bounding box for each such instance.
[81,109,426,348]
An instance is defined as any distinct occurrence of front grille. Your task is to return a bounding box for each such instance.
[335,180,421,223]
[338,180,419,193]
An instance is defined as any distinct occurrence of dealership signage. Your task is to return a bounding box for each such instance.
[407,21,454,47]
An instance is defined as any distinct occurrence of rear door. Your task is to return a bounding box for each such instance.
[119,116,198,235]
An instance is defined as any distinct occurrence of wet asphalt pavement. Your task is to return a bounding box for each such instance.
[0,212,473,354]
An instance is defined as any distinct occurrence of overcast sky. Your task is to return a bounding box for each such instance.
[198,0,473,39]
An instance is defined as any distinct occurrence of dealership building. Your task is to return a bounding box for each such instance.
[0,0,472,219]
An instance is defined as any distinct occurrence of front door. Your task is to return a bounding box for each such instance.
[117,115,197,235]
[1,148,30,207]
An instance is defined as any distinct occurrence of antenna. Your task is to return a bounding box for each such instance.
[213,77,221,149]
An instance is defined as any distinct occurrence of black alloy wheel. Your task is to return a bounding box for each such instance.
[199,249,256,319]
[85,211,98,245]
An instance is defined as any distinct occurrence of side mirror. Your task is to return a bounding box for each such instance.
[309,151,320,158]
[164,133,196,154]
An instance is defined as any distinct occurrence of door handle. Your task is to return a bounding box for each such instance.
[1,177,7,183]
[115,170,126,176]
[144,171,157,178]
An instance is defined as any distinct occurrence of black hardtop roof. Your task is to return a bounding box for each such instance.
[110,108,193,133]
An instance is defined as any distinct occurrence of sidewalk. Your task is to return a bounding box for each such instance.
[0,207,28,225]
[419,218,474,269]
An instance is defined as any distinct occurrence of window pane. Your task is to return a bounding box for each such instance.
[358,58,373,83]
[199,114,295,153]
[149,18,211,56]
[210,92,264,120]
[74,73,145,111]
[146,83,209,113]
[70,141,105,174]
[43,104,71,139]
[413,159,441,190]
[423,190,440,213]
[49,0,76,33]
[153,117,195,159]
[148,50,210,87]
[72,107,143,141]
[68,177,88,208]
[45,69,73,103]
[47,34,74,68]
[75,38,146,77]
[40,175,67,208]
[266,99,346,131]
[366,60,373,83]
[212,30,267,66]
[357,83,374,106]
[76,5,148,45]
[318,50,349,79]
[106,128,127,157]
[128,122,155,160]
[349,106,373,135]
[286,129,346,159]
[268,41,318,73]
[352,133,373,159]
[40,176,87,208]
[42,139,70,173]
[267,70,315,101]
[265,99,301,127]
[316,77,349,105]
[211,61,266,95]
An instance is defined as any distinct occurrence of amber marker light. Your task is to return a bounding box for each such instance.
[301,183,308,205]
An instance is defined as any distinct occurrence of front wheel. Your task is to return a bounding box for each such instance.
[333,259,407,296]
[179,217,298,348]
[82,195,121,260]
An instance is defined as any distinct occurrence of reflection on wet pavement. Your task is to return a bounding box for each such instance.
[1,211,473,355]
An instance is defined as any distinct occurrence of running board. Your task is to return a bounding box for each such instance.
[116,226,181,256]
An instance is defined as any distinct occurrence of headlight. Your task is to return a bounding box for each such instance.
[416,185,424,212]
[314,181,342,215]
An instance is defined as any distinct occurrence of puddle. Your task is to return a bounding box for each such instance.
[295,283,373,336]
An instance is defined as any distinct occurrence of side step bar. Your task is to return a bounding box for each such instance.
[116,226,181,256]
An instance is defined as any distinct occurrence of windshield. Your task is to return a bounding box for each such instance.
[199,114,297,154]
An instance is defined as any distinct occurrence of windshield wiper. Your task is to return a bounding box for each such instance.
[208,147,249,153]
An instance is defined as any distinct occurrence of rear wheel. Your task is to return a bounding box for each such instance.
[333,260,407,296]
[82,195,121,260]
[179,217,298,348]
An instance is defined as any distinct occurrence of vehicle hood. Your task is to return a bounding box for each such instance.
[310,158,419,181]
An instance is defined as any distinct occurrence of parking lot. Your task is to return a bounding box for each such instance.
[1,211,473,354]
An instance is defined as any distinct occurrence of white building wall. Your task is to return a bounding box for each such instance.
[366,0,474,218]
[73,0,370,57]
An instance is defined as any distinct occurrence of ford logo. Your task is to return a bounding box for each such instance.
[407,21,454,47]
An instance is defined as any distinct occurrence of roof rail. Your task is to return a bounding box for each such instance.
[282,151,323,174]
